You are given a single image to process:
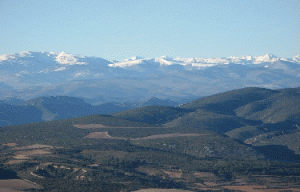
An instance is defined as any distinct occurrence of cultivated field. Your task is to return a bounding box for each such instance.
[131,133,209,140]
[0,179,42,191]
[84,131,122,139]
[222,185,300,192]
[132,189,194,192]
[73,124,165,129]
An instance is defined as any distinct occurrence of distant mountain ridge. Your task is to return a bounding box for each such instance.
[0,51,300,103]
[0,96,179,126]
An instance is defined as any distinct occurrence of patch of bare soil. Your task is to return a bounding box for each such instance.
[4,160,27,165]
[194,183,221,191]
[203,181,219,187]
[164,170,182,178]
[83,132,125,139]
[74,124,165,129]
[194,172,217,178]
[2,143,18,147]
[137,167,164,177]
[40,162,54,166]
[88,164,99,168]
[131,133,209,140]
[222,185,300,192]
[73,124,108,129]
[14,149,52,160]
[0,188,21,192]
[0,179,42,191]
[137,167,183,179]
[14,144,53,151]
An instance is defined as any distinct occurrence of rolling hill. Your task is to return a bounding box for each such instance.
[23,96,131,121]
[0,104,43,126]
[0,96,180,126]
[113,86,300,155]
[0,86,300,191]
[235,89,300,123]
[179,87,279,114]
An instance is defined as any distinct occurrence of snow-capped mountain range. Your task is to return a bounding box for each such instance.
[1,51,300,104]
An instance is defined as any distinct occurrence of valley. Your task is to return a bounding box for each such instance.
[0,86,300,191]
[1,0,299,189]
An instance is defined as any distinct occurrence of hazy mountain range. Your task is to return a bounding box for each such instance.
[1,51,300,104]
[0,95,181,127]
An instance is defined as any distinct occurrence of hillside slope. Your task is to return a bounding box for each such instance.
[113,106,191,125]
[235,89,300,123]
[0,104,43,126]
[180,87,278,115]
[114,86,300,156]
[1,87,300,191]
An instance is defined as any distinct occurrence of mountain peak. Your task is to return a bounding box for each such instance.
[0,51,300,103]
[55,52,86,65]
[129,56,144,60]
[293,55,300,62]
[19,51,33,57]
[254,54,278,64]
[263,53,277,59]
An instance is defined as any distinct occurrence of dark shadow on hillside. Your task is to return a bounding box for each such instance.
[257,120,298,132]
[0,167,19,179]
[254,145,300,164]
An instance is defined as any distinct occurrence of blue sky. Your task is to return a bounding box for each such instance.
[0,0,299,60]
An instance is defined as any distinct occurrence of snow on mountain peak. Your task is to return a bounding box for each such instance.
[129,56,144,61]
[0,53,16,61]
[293,55,300,63]
[55,52,86,65]
[155,56,174,65]
[107,53,300,69]
[241,55,253,60]
[108,56,145,68]
[254,54,278,64]
[108,59,143,68]
[1,52,299,71]
[19,51,33,57]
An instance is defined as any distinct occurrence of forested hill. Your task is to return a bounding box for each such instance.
[1,86,300,191]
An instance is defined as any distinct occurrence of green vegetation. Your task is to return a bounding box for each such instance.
[180,87,278,114]
[0,86,300,191]
[235,90,300,123]
[0,164,18,179]
[0,104,43,126]
[131,134,260,160]
[113,105,191,125]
